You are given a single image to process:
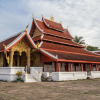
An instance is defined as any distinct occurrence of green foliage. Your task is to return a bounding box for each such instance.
[73,36,85,45]
[86,45,100,51]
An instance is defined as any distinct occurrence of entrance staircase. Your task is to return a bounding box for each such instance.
[24,68,42,82]
[24,74,37,82]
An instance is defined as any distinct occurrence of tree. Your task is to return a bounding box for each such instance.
[73,36,85,45]
[86,45,100,51]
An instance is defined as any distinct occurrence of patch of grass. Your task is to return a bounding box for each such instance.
[71,82,77,84]
[83,92,89,94]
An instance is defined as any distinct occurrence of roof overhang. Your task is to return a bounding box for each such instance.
[5,32,37,51]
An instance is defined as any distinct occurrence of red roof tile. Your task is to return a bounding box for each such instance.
[30,19,73,39]
[0,34,20,52]
[45,50,100,62]
[40,42,98,56]
[42,17,64,32]
[42,34,84,48]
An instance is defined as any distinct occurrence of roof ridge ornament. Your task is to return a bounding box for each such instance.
[50,16,54,22]
[66,26,68,30]
[24,24,29,33]
[59,21,62,24]
[32,14,35,19]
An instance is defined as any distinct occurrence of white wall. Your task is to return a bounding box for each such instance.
[90,71,100,78]
[0,67,24,81]
[30,67,43,72]
[52,72,87,81]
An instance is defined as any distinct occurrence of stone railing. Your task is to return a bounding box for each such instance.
[30,67,42,81]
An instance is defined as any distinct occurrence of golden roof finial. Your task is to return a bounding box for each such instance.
[50,16,54,22]
[24,24,29,32]
[36,42,39,49]
[32,14,35,19]
[66,26,68,30]
[60,21,62,24]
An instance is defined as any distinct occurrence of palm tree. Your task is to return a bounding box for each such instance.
[73,36,85,45]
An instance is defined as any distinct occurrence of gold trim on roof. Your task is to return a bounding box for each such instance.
[50,16,54,22]
[24,24,29,32]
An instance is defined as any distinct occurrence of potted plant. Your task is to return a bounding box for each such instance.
[16,71,23,82]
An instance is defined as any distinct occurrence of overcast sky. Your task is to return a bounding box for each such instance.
[0,0,100,47]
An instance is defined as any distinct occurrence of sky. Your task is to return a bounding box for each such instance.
[0,0,100,47]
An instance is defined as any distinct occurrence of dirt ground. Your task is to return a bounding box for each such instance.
[0,79,100,100]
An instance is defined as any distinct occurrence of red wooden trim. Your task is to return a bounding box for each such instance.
[57,59,100,64]
[70,63,72,72]
[57,62,60,72]
[81,64,83,72]
[98,64,99,71]
[41,48,100,58]
[90,64,92,71]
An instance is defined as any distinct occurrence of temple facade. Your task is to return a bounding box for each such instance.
[0,16,100,82]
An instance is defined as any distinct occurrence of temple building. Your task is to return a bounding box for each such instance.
[0,16,100,82]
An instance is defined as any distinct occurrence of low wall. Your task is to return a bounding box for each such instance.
[30,67,43,73]
[52,72,87,81]
[0,67,24,81]
[90,71,100,78]
[42,72,50,78]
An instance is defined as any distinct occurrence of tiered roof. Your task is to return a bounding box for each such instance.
[29,16,100,64]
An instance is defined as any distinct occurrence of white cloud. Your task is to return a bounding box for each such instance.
[0,0,100,47]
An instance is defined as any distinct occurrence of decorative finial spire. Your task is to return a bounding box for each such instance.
[66,26,68,30]
[60,21,62,24]
[36,42,40,49]
[50,16,54,22]
[32,14,35,19]
[24,24,29,32]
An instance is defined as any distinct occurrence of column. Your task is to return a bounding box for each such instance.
[98,64,99,71]
[9,49,14,67]
[89,64,92,71]
[57,62,60,72]
[27,49,30,69]
[55,62,57,72]
[81,64,83,72]
[70,63,72,72]
[65,63,67,72]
